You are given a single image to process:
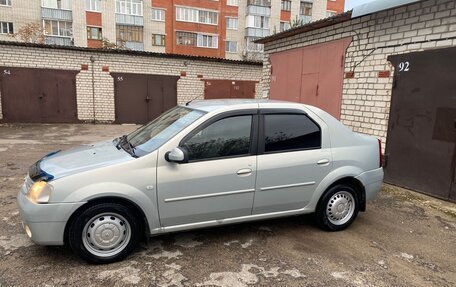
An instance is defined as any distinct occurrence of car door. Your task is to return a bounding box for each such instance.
[156,111,258,227]
[252,109,332,214]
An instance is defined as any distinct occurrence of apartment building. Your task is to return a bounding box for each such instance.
[0,0,345,60]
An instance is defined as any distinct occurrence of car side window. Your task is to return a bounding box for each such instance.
[263,114,321,153]
[182,115,253,161]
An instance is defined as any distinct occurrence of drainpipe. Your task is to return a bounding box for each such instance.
[90,56,96,124]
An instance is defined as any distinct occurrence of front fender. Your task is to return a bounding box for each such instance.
[306,165,365,211]
[62,182,160,233]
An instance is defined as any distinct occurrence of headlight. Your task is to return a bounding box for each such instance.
[27,181,52,204]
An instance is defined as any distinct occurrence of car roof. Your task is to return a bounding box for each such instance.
[185,99,305,112]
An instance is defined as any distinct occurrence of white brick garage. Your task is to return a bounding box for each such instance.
[257,0,456,146]
[0,42,262,123]
[257,0,456,201]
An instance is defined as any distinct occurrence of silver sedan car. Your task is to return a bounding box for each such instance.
[17,100,383,263]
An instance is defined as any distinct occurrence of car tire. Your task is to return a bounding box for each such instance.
[315,184,359,231]
[67,202,142,264]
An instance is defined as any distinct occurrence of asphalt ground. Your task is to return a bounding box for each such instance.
[0,124,455,287]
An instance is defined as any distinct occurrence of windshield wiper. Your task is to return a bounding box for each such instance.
[115,135,127,150]
[124,140,137,158]
[115,135,137,158]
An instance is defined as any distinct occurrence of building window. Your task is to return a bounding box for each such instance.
[326,10,337,17]
[87,26,102,40]
[280,21,290,32]
[247,0,271,6]
[176,6,218,25]
[0,0,12,6]
[44,20,72,37]
[0,22,13,34]
[176,7,198,23]
[225,41,237,53]
[115,0,143,16]
[86,0,101,12]
[226,17,238,30]
[197,34,218,48]
[199,10,218,25]
[41,0,72,10]
[151,8,165,21]
[152,34,165,46]
[300,1,312,16]
[176,31,197,46]
[227,0,238,6]
[281,0,291,11]
[116,25,143,42]
[254,15,269,28]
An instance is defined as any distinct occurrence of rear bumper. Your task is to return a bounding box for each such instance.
[356,167,384,201]
[17,188,85,246]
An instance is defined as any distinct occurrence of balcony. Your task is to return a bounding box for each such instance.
[245,27,270,38]
[115,14,144,26]
[299,15,312,24]
[245,36,264,53]
[45,36,73,46]
[41,7,72,21]
[247,0,271,6]
[246,5,271,16]
[117,41,144,51]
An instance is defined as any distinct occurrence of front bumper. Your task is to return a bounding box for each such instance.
[17,185,85,246]
[355,167,384,201]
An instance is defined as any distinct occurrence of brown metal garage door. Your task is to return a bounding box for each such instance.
[386,47,456,202]
[0,67,79,123]
[269,37,352,119]
[204,80,256,99]
[111,73,179,124]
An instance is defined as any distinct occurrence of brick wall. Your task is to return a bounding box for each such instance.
[0,43,262,122]
[261,0,456,147]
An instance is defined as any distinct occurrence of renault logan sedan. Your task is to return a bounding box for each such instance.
[17,100,383,263]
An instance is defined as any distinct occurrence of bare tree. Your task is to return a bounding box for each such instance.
[102,38,128,50]
[291,15,306,28]
[11,22,44,44]
[238,41,264,62]
[102,37,117,49]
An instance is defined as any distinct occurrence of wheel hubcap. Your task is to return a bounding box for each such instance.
[326,191,355,225]
[82,213,131,258]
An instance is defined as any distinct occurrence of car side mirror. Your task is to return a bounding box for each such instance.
[165,147,188,163]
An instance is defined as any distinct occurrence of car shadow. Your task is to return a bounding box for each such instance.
[34,213,317,265]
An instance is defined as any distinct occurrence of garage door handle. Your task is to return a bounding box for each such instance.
[317,159,330,166]
[237,168,252,176]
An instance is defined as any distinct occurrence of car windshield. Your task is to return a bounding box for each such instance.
[123,106,206,157]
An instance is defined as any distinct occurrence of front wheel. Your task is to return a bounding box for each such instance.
[67,203,141,264]
[315,184,359,231]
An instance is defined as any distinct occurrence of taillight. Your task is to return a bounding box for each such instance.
[378,138,383,168]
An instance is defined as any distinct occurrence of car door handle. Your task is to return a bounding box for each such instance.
[317,159,330,166]
[237,168,252,176]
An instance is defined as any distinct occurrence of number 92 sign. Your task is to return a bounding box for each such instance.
[397,61,410,72]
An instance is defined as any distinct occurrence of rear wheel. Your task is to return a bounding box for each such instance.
[68,203,141,264]
[315,184,359,231]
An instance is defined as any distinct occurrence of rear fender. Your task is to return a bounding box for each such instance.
[307,166,365,211]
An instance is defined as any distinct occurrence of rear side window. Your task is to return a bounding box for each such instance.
[263,114,321,153]
[182,115,253,161]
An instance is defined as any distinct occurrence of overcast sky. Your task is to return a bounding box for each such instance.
[345,0,377,10]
